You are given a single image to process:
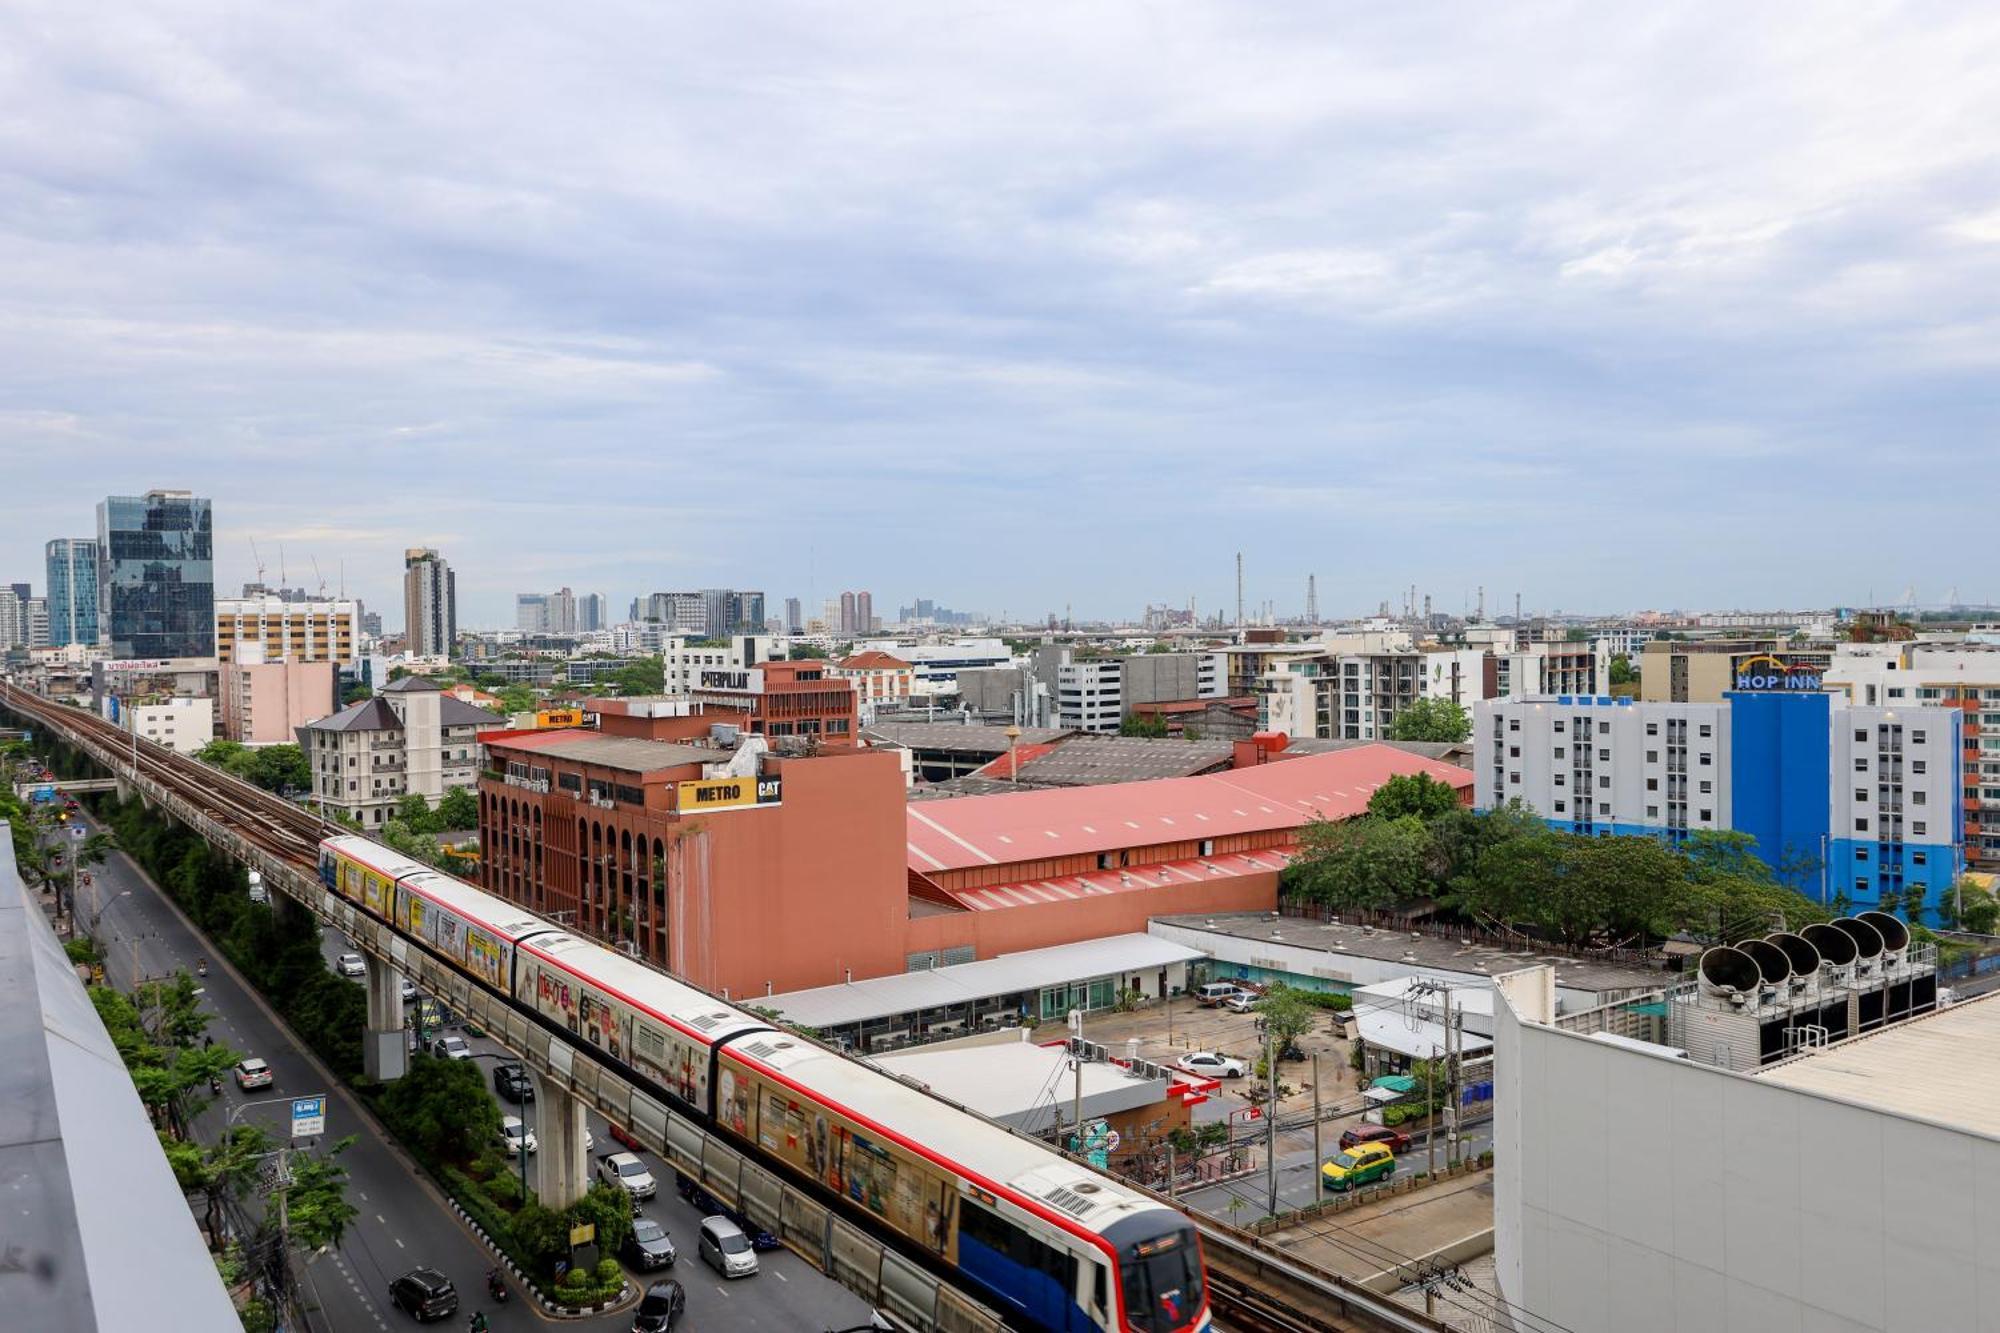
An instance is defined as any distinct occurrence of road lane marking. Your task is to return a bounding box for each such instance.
[376,1214,386,1224]
[394,1238,404,1249]
[774,1270,787,1281]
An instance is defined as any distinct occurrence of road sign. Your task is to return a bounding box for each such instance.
[291,1095,327,1139]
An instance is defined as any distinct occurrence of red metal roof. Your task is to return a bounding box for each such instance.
[966,741,1063,779]
[838,651,913,670]
[904,744,1471,874]
[945,847,1296,912]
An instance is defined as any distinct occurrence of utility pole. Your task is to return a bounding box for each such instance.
[1445,993,1459,1169]
[1264,1023,1278,1217]
[1311,1053,1323,1176]
[1425,1053,1437,1178]
[1236,552,1244,630]
[1165,1141,1176,1201]
[1069,1008,1084,1149]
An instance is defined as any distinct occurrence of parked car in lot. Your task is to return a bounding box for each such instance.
[598,1151,657,1201]
[388,1267,458,1322]
[1174,1050,1247,1079]
[336,952,366,978]
[494,1062,534,1103]
[233,1057,273,1090]
[1321,1141,1397,1193]
[430,1035,471,1061]
[631,1278,686,1332]
[1222,991,1260,1014]
[622,1215,677,1270]
[1339,1124,1412,1155]
[697,1216,759,1278]
[1195,982,1250,1007]
[496,1115,538,1156]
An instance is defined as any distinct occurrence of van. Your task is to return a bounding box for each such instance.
[698,1216,759,1279]
[1196,982,1246,1007]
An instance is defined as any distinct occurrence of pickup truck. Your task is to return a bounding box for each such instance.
[597,1151,658,1202]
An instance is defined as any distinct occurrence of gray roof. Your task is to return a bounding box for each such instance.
[1281,737,1474,766]
[487,732,716,773]
[380,674,443,693]
[863,721,1071,756]
[0,833,239,1329]
[1010,735,1236,786]
[303,696,402,732]
[440,695,501,726]
[908,775,1055,801]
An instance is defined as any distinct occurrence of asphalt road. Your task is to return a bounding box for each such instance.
[78,806,874,1333]
[1177,1114,1494,1221]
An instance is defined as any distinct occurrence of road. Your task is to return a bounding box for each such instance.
[78,805,875,1333]
[1177,1113,1494,1221]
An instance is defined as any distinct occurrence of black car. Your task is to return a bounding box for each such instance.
[622,1215,677,1270]
[494,1062,534,1103]
[389,1268,459,1322]
[632,1279,686,1333]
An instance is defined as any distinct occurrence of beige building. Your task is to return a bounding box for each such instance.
[220,645,337,745]
[830,650,915,707]
[119,695,214,755]
[297,675,494,827]
[214,596,359,667]
[1638,638,1831,702]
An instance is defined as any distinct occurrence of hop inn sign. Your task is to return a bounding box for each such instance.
[1732,654,1825,692]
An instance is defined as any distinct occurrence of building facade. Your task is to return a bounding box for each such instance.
[402,548,456,658]
[297,675,493,826]
[114,694,215,754]
[45,538,99,648]
[220,649,338,745]
[214,596,358,667]
[830,650,915,709]
[96,490,214,658]
[1475,677,1962,918]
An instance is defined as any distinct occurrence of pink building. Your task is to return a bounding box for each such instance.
[221,646,338,745]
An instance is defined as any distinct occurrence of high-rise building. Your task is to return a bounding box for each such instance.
[578,593,606,632]
[784,597,803,634]
[360,609,383,638]
[214,596,359,667]
[515,593,550,632]
[856,591,874,635]
[402,547,456,658]
[643,592,707,633]
[839,591,858,635]
[96,490,214,659]
[0,589,24,649]
[23,597,49,649]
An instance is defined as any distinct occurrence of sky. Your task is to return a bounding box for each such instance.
[3,4,1999,630]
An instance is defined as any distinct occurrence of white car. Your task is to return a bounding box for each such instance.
[598,1151,657,1200]
[234,1057,273,1090]
[1175,1051,1248,1080]
[337,953,366,978]
[431,1035,471,1060]
[1222,992,1260,1014]
[497,1115,538,1156]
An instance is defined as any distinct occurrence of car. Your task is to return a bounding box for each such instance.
[598,1151,657,1201]
[388,1268,459,1322]
[622,1215,677,1270]
[233,1057,273,1090]
[607,1120,643,1152]
[1195,982,1249,1007]
[494,1062,534,1103]
[676,1172,782,1250]
[631,1278,686,1332]
[497,1115,538,1156]
[430,1035,471,1060]
[1339,1124,1413,1155]
[400,978,417,1002]
[1222,992,1260,1014]
[697,1216,758,1278]
[1322,1141,1398,1193]
[584,1127,595,1151]
[337,952,366,978]
[1175,1050,1248,1079]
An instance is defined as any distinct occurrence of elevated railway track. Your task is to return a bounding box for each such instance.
[0,680,1453,1333]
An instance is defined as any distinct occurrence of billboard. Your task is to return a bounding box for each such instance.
[1731,654,1825,693]
[674,774,782,813]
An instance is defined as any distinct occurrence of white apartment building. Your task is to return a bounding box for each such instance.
[214,596,359,668]
[297,675,495,827]
[662,635,779,693]
[852,637,1013,697]
[1477,695,1733,836]
[1260,646,1486,741]
[1056,657,1124,732]
[1050,651,1227,733]
[114,695,215,755]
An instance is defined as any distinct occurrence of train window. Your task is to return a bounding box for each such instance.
[1094,1261,1107,1311]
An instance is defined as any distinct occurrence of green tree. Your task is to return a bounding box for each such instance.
[342,682,374,705]
[378,1054,503,1165]
[1254,983,1317,1059]
[395,793,442,834]
[196,738,251,770]
[243,744,310,794]
[164,1124,271,1249]
[608,656,665,695]
[1119,713,1169,738]
[1385,697,1471,744]
[435,785,479,831]
[278,1136,361,1249]
[788,644,830,660]
[1366,773,1462,822]
[497,684,539,714]
[568,1182,636,1258]
[1283,815,1434,909]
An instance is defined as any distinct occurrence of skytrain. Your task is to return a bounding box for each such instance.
[318,833,1210,1333]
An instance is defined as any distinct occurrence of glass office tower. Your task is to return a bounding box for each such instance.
[44,538,100,648]
[96,491,214,658]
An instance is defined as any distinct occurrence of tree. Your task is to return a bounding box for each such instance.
[164,1124,271,1249]
[435,786,478,831]
[1366,773,1461,822]
[377,1053,503,1165]
[342,682,374,705]
[243,744,310,794]
[388,666,411,681]
[1119,713,1169,738]
[196,738,250,771]
[395,793,442,834]
[1608,654,1634,687]
[1565,628,1589,642]
[608,656,665,696]
[278,1136,360,1249]
[1386,697,1471,744]
[1283,815,1434,909]
[1254,984,1317,1058]
[496,684,539,715]
[568,1183,636,1259]
[788,645,830,660]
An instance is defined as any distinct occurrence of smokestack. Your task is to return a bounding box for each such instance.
[1306,574,1317,623]
[1515,591,1522,624]
[1236,552,1244,629]
[1423,593,1432,623]
[1477,585,1485,620]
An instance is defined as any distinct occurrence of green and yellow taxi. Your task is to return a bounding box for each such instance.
[1321,1140,1397,1193]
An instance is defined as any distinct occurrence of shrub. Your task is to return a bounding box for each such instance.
[1382,1106,1407,1126]
[594,1257,622,1285]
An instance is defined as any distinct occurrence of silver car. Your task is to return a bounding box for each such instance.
[698,1216,758,1278]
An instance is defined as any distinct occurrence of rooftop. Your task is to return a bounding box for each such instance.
[839,651,913,670]
[904,744,1474,873]
[865,721,1071,756]
[1155,912,1667,995]
[985,735,1236,786]
[764,933,1203,1031]
[484,728,717,774]
[871,1037,1168,1132]
[1754,992,2000,1137]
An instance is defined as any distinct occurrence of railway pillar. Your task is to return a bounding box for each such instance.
[362,954,408,1082]
[532,1075,591,1207]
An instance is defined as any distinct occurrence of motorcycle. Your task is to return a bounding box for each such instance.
[209,1074,222,1094]
[196,959,209,978]
[486,1268,509,1303]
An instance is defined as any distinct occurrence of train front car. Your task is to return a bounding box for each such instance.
[1104,1212,1210,1333]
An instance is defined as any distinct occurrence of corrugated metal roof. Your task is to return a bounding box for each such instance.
[764,933,1204,1030]
[991,735,1235,786]
[904,744,1474,873]
[942,848,1292,913]
[486,729,716,773]
[864,721,1072,755]
[1754,993,2000,1137]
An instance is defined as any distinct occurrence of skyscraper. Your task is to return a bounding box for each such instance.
[579,593,606,632]
[839,591,857,635]
[856,591,874,635]
[784,597,802,634]
[403,547,456,657]
[96,490,214,658]
[516,593,550,632]
[45,538,99,648]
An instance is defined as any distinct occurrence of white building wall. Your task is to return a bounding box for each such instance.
[1475,696,1731,834]
[1057,658,1124,733]
[1494,966,2000,1333]
[122,697,215,754]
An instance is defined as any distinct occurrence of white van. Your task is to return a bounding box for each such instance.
[1196,982,1247,1007]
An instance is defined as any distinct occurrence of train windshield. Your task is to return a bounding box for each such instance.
[1121,1227,1205,1331]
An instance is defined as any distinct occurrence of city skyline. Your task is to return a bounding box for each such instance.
[4,7,1998,623]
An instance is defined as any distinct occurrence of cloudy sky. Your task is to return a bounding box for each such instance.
[3,4,1997,629]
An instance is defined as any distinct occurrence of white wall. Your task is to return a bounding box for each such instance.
[1495,965,2000,1333]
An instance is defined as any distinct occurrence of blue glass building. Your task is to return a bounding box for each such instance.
[95,491,213,659]
[44,538,100,648]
